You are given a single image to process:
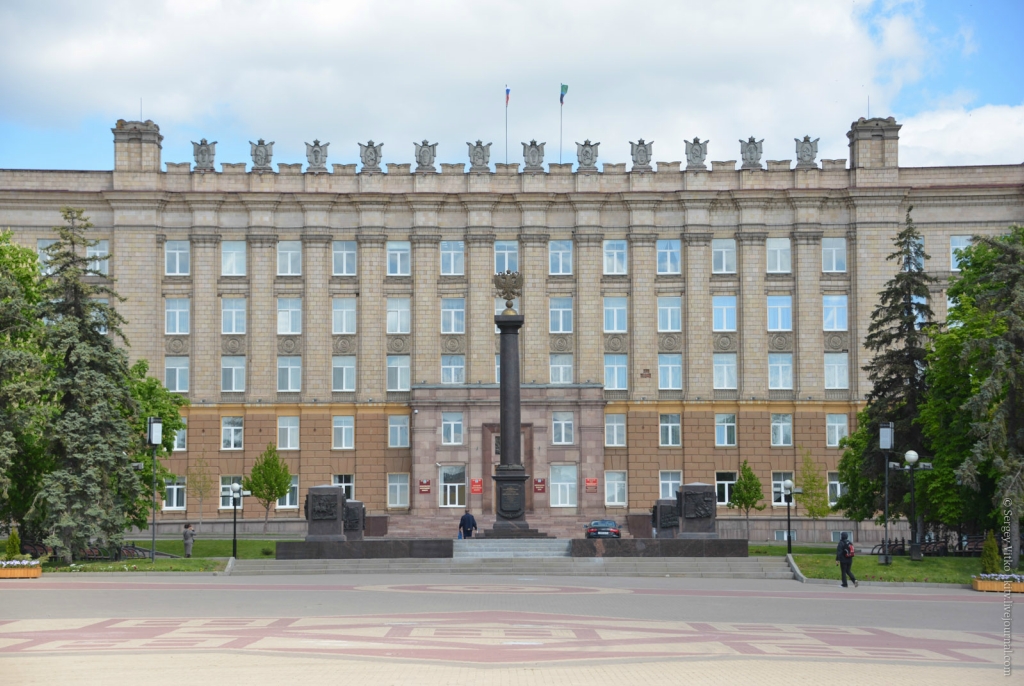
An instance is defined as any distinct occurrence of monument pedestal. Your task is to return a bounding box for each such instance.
[675,483,720,539]
[304,485,347,543]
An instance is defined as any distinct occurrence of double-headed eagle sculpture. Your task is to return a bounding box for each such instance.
[493,270,523,315]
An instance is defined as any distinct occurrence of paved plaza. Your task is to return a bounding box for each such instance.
[0,573,1014,684]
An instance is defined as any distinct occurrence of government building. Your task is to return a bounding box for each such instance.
[2,118,1021,541]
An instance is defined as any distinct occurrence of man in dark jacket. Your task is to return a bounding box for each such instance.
[459,509,478,539]
[835,532,858,588]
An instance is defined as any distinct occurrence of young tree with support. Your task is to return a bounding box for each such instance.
[728,460,767,539]
[243,444,292,534]
[186,457,215,533]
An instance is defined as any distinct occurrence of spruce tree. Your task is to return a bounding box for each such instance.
[727,460,767,539]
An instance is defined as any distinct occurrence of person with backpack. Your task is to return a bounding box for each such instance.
[835,532,858,587]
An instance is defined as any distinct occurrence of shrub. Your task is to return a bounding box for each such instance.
[5,528,21,559]
[261,547,274,557]
[980,530,1001,574]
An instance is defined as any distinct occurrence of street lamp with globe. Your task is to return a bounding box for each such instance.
[783,479,795,555]
[229,482,250,558]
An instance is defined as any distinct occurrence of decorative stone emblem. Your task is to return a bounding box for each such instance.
[604,334,628,353]
[278,336,301,354]
[305,139,329,172]
[467,140,491,172]
[166,337,189,354]
[825,332,849,351]
[387,335,410,353]
[739,136,764,170]
[683,490,715,519]
[358,140,383,172]
[522,140,545,171]
[309,494,337,521]
[250,139,274,171]
[333,335,357,354]
[630,138,653,171]
[191,138,217,171]
[713,333,737,352]
[441,335,465,353]
[685,137,708,170]
[576,139,599,170]
[795,135,819,169]
[414,140,437,172]
[657,506,679,530]
[493,270,523,313]
[658,333,682,352]
[550,335,573,353]
[768,332,793,352]
[222,336,245,354]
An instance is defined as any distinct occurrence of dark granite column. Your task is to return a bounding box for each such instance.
[492,312,529,531]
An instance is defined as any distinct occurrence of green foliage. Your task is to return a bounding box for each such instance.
[243,444,292,534]
[794,450,832,520]
[5,528,20,558]
[793,554,981,585]
[186,458,215,532]
[728,460,766,537]
[980,531,1001,574]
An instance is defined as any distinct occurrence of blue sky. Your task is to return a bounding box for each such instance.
[0,0,1021,171]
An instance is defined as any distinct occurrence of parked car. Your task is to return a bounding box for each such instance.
[585,520,621,539]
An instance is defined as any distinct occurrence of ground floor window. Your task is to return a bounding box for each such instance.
[220,475,242,509]
[439,465,466,507]
[660,471,681,500]
[828,471,844,506]
[164,477,185,510]
[333,474,354,499]
[826,414,848,447]
[715,471,737,505]
[550,465,577,507]
[831,530,854,543]
[278,475,299,508]
[772,471,794,506]
[388,473,409,508]
[774,530,796,542]
[605,471,626,506]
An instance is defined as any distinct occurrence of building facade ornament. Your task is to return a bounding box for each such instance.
[333,335,357,354]
[386,335,410,353]
[250,139,274,171]
[305,139,329,172]
[685,137,708,170]
[630,139,653,171]
[467,140,491,172]
[358,140,383,172]
[550,334,573,353]
[222,336,246,355]
[493,270,524,312]
[604,334,628,353]
[441,335,466,354]
[658,333,682,353]
[278,336,302,354]
[768,332,794,352]
[414,140,437,172]
[522,140,545,171]
[166,336,190,354]
[576,140,599,170]
[824,332,849,351]
[740,136,764,169]
[795,136,819,169]
[191,138,217,171]
[713,333,738,352]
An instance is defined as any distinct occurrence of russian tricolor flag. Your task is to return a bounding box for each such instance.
[505,85,510,107]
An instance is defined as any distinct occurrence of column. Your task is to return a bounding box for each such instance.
[248,234,278,401]
[302,232,332,402]
[738,231,767,398]
[411,232,441,384]
[793,230,824,398]
[520,232,549,384]
[574,231,603,385]
[466,231,495,384]
[683,231,712,397]
[190,234,220,402]
[356,231,386,402]
[628,227,658,398]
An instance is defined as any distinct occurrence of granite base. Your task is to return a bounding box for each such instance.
[277,539,453,560]
[570,538,747,558]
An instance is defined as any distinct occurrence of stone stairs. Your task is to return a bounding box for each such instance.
[453,539,571,558]
[384,513,619,540]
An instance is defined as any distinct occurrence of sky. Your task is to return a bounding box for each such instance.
[0,0,1021,172]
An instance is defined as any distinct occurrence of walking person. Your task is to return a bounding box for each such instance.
[836,532,858,588]
[459,509,478,539]
[183,523,196,558]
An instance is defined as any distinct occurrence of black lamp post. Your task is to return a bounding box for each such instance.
[903,450,931,561]
[231,482,240,559]
[147,417,162,562]
[880,422,894,565]
[783,478,794,555]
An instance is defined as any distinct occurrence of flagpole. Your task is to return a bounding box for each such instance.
[504,85,508,165]
[559,102,563,164]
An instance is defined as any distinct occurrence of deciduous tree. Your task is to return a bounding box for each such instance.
[186,458,215,532]
[728,460,766,539]
[795,450,831,520]
[243,444,292,534]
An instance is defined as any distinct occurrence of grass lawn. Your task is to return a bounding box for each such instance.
[127,539,296,559]
[749,544,834,556]
[793,554,982,584]
[43,558,226,573]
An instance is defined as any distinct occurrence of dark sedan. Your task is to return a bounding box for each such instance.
[585,520,621,539]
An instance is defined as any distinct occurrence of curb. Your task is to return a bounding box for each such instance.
[786,553,806,583]
[224,557,235,576]
[801,577,970,589]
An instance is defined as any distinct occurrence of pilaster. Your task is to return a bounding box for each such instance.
[466,231,495,383]
[356,231,387,401]
[190,233,220,402]
[628,227,659,397]
[683,231,712,397]
[302,231,332,401]
[737,230,767,397]
[793,230,824,398]
[411,231,441,384]
[520,231,549,384]
[248,233,278,400]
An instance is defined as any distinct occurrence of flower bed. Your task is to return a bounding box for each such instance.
[0,560,42,579]
[972,574,1024,593]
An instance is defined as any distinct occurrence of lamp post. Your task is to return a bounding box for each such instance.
[146,417,162,563]
[880,422,894,565]
[905,450,921,561]
[783,479,794,555]
[231,482,240,559]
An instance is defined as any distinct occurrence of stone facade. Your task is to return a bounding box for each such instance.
[2,117,1022,542]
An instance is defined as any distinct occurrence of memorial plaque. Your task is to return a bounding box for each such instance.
[304,485,347,542]
[683,491,715,519]
[675,483,718,538]
[310,493,337,520]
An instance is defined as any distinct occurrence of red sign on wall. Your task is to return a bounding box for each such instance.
[470,478,483,494]
[418,479,431,494]
[585,477,599,493]
[533,478,546,493]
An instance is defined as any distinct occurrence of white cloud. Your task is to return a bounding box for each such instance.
[898,103,1024,167]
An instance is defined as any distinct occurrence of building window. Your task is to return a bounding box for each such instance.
[550,354,573,384]
[221,240,246,276]
[221,417,243,450]
[165,298,190,335]
[386,355,411,391]
[173,419,187,451]
[658,296,682,332]
[494,240,518,273]
[441,412,463,445]
[604,297,627,332]
[774,530,796,542]
[332,298,356,334]
[277,356,302,392]
[441,355,465,384]
[660,471,682,499]
[824,353,849,389]
[278,475,299,508]
[658,354,682,390]
[220,475,242,509]
[222,298,246,334]
[826,413,848,448]
[552,412,574,445]
[766,237,791,273]
[333,240,357,276]
[87,239,109,275]
[712,238,736,274]
[440,240,464,275]
[441,298,466,334]
[772,470,795,505]
[549,465,578,507]
[387,241,411,276]
[386,297,410,334]
[828,471,844,506]
[716,472,737,505]
[715,414,736,447]
[549,239,572,274]
[332,356,356,392]
[603,239,627,275]
[92,297,109,335]
[165,357,189,393]
[950,235,971,271]
[657,239,681,274]
[604,471,627,506]
[333,474,354,499]
[221,356,246,392]
[388,473,410,507]
[165,240,190,276]
[830,530,853,543]
[495,354,500,383]
[164,477,186,510]
[713,353,737,389]
[277,298,302,334]
[439,465,466,507]
[912,294,928,329]
[659,414,681,446]
[905,237,925,272]
[388,415,410,447]
[604,354,627,390]
[333,416,354,449]
[278,416,299,450]
[713,295,736,331]
[822,237,846,272]
[549,297,573,333]
[768,353,793,390]
[771,414,793,447]
[822,295,848,331]
[605,414,626,447]
[766,295,792,331]
[495,297,520,333]
[277,240,301,276]
[37,239,57,275]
